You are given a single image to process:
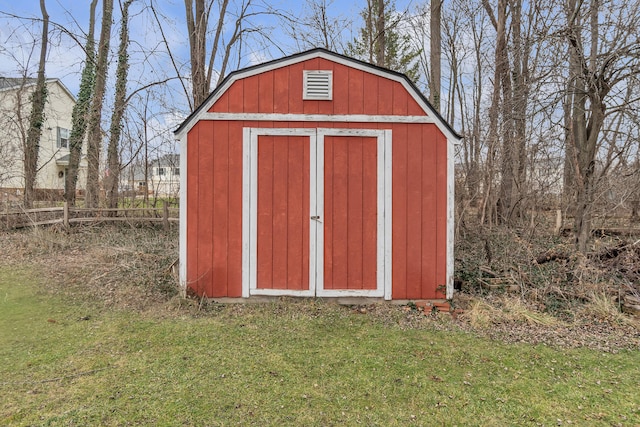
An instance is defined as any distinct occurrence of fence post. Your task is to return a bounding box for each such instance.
[163,203,169,231]
[63,201,70,228]
[554,209,562,235]
[4,193,7,229]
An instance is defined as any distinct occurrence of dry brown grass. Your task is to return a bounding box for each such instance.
[0,223,179,312]
[459,296,560,328]
[578,290,635,326]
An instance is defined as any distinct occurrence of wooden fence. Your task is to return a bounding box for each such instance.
[1,202,179,230]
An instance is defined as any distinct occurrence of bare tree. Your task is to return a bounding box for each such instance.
[437,0,487,217]
[65,0,98,206]
[430,0,441,111]
[283,0,351,52]
[149,0,263,111]
[184,0,230,108]
[23,0,49,208]
[105,0,133,209]
[564,0,640,252]
[85,0,114,208]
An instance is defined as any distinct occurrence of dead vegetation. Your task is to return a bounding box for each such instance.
[0,221,638,352]
[0,223,180,313]
[453,221,640,351]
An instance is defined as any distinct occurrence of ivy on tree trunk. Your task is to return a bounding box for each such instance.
[65,0,98,206]
[23,0,49,209]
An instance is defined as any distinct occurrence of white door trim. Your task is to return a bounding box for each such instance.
[243,128,316,298]
[242,127,392,300]
[314,129,392,299]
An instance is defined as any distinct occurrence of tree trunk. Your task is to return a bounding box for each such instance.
[566,0,609,253]
[481,0,508,225]
[65,0,98,206]
[510,0,529,219]
[185,0,209,108]
[85,0,114,208]
[106,0,133,209]
[429,0,441,111]
[374,0,385,67]
[494,0,515,224]
[23,0,49,209]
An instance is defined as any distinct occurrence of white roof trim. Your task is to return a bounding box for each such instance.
[198,112,435,123]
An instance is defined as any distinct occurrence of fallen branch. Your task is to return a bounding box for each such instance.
[596,239,640,261]
[535,250,570,264]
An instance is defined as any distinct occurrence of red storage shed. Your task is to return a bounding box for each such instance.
[174,48,461,302]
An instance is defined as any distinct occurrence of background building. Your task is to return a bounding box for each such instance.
[0,77,87,201]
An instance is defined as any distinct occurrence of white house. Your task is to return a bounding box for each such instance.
[0,77,87,199]
[122,153,180,198]
[149,153,180,197]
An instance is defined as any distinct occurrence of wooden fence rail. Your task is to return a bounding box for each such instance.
[1,202,179,230]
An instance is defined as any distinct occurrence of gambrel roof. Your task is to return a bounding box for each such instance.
[174,48,461,142]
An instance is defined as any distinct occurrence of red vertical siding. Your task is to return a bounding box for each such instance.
[228,81,243,113]
[406,124,423,298]
[332,64,349,114]
[258,71,274,113]
[211,90,229,112]
[273,67,289,113]
[378,77,394,115]
[197,121,214,295]
[421,125,438,299]
[392,82,408,115]
[243,76,259,113]
[326,135,348,288]
[288,62,304,114]
[256,135,274,288]
[407,93,424,116]
[363,72,378,115]
[435,129,448,298]
[348,68,364,115]
[392,123,408,299]
[323,134,335,286]
[257,135,310,290]
[212,122,229,297]
[346,137,364,288]
[324,135,377,290]
[186,126,199,292]
[361,134,378,290]
[227,122,243,297]
[286,137,308,289]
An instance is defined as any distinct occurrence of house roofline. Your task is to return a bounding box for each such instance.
[0,77,76,102]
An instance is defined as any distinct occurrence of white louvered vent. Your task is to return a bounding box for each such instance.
[303,70,333,100]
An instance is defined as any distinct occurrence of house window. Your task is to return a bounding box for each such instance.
[157,167,166,176]
[174,167,180,176]
[57,127,70,149]
[303,70,333,100]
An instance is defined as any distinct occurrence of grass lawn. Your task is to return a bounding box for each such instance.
[1,267,639,426]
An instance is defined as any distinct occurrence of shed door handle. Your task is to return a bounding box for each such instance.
[310,216,321,222]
